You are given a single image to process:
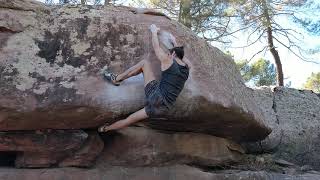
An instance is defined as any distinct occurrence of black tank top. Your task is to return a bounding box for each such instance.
[159,59,189,106]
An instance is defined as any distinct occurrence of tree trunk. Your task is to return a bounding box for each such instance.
[178,1,182,22]
[262,0,284,86]
[104,0,110,6]
[81,0,86,4]
[267,27,284,86]
[179,0,192,28]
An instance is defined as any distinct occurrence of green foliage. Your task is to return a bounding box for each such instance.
[236,58,277,86]
[235,60,251,82]
[293,0,320,36]
[304,72,320,93]
[225,50,234,59]
[228,0,320,85]
[141,0,231,42]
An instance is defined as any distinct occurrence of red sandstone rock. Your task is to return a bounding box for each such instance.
[0,130,87,152]
[0,130,104,168]
[15,152,66,168]
[98,127,244,167]
[59,131,104,167]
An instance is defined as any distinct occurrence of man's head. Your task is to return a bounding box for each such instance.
[169,46,184,59]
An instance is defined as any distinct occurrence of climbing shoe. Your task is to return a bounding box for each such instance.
[103,71,122,86]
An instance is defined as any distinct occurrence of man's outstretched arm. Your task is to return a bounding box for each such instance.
[150,24,168,62]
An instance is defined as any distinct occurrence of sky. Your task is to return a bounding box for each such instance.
[36,0,320,88]
[222,15,320,88]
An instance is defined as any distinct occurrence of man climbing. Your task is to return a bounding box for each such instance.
[98,24,191,132]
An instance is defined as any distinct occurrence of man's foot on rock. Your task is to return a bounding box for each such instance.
[103,71,122,86]
[98,124,110,132]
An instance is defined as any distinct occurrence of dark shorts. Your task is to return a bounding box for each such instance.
[144,80,170,118]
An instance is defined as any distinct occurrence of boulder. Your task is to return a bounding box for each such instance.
[0,126,243,168]
[15,152,66,168]
[59,131,104,167]
[0,130,86,152]
[0,130,104,168]
[0,0,270,142]
[98,127,244,167]
[246,87,320,169]
[0,165,320,180]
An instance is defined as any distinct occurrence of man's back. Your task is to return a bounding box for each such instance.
[159,59,189,106]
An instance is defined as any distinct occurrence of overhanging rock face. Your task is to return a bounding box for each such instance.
[0,0,270,142]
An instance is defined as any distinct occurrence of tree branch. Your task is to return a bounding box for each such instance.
[273,36,320,64]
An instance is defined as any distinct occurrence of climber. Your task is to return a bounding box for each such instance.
[98,24,191,132]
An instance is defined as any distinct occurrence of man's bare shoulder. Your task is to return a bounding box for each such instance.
[161,58,173,71]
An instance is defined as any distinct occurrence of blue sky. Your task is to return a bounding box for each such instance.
[37,0,320,88]
[222,14,320,88]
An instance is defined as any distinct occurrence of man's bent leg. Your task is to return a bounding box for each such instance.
[98,108,148,132]
[116,59,157,87]
[142,60,157,87]
[116,60,145,82]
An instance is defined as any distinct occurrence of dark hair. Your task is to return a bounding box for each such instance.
[169,46,184,59]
